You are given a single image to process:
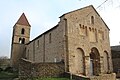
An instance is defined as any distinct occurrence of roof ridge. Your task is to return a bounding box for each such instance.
[60,5,93,18]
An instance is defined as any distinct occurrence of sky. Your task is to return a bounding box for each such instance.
[0,0,120,58]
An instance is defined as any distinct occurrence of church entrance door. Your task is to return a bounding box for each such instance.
[90,47,100,75]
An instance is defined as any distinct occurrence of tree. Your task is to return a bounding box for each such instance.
[0,56,10,69]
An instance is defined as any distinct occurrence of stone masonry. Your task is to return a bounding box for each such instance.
[11,5,116,80]
[19,58,65,79]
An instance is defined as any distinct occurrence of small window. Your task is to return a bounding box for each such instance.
[37,40,39,47]
[21,28,25,34]
[91,16,94,24]
[19,38,22,43]
[49,33,51,43]
[19,38,25,44]
[22,38,25,44]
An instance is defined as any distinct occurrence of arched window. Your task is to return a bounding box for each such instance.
[37,40,39,47]
[19,38,22,43]
[49,33,51,43]
[22,38,25,44]
[19,38,25,44]
[91,16,94,24]
[21,28,25,34]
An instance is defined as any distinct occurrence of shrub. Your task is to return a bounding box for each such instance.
[0,68,3,72]
[4,67,13,73]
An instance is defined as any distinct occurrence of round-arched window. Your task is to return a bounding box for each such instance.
[21,28,25,34]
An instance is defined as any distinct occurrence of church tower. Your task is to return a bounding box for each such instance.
[11,13,31,69]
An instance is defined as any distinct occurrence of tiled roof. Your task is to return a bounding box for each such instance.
[16,13,31,26]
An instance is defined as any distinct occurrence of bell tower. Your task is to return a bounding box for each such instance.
[11,13,31,69]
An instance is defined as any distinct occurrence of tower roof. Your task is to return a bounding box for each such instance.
[16,13,31,26]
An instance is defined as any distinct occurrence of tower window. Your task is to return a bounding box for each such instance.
[19,38,25,44]
[91,16,94,24]
[22,38,25,44]
[21,28,25,34]
[19,38,22,43]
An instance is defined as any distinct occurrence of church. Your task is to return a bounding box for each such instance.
[11,5,116,80]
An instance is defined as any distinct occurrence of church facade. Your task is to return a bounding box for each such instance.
[11,5,116,79]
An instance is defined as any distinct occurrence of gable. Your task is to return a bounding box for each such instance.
[60,5,109,31]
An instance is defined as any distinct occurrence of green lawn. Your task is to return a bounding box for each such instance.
[0,71,18,79]
[0,71,71,80]
[33,78,71,80]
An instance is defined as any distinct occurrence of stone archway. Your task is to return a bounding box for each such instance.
[103,51,109,73]
[90,47,100,75]
[76,48,85,75]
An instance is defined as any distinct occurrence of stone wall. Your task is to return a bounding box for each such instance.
[12,24,30,44]
[26,21,65,63]
[64,72,90,80]
[11,44,25,69]
[112,58,120,78]
[11,21,31,69]
[63,5,112,76]
[111,48,120,78]
[90,73,116,80]
[19,59,65,79]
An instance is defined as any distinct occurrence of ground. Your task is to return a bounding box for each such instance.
[32,78,71,80]
[0,71,18,80]
[0,71,71,80]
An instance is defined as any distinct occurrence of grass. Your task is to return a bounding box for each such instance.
[0,71,71,80]
[0,71,18,79]
[33,77,71,80]
[0,72,72,80]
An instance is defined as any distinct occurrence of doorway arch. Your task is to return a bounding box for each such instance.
[90,47,100,75]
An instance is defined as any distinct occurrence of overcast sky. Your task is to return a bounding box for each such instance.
[0,0,120,58]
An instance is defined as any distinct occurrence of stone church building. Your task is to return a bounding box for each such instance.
[11,5,116,79]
